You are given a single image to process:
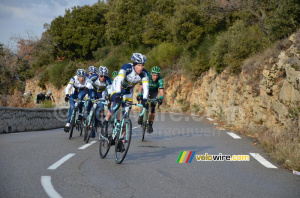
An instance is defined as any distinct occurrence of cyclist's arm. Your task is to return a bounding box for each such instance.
[65,77,75,95]
[141,76,149,100]
[115,69,126,93]
[158,78,164,98]
[159,88,164,98]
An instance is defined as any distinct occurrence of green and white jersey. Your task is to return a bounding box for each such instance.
[148,72,164,92]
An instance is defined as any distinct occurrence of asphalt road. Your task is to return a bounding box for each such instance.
[0,112,299,198]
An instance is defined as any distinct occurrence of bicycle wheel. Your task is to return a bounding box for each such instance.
[69,109,77,139]
[142,109,149,142]
[79,121,83,136]
[83,119,89,141]
[86,112,95,143]
[99,125,110,158]
[115,119,132,164]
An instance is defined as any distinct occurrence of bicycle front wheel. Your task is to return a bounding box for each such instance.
[142,109,149,142]
[115,119,132,164]
[69,109,77,139]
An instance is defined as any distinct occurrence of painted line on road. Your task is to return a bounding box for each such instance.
[41,176,62,198]
[48,153,75,170]
[78,140,97,150]
[250,153,277,168]
[227,132,241,139]
[132,126,140,129]
[207,118,214,121]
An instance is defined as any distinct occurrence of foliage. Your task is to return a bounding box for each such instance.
[210,20,269,74]
[145,43,182,70]
[49,2,108,60]
[38,71,49,89]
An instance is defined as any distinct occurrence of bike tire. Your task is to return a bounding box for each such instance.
[83,119,89,141]
[142,109,148,142]
[79,121,83,136]
[115,119,132,164]
[69,109,76,139]
[86,112,95,143]
[99,124,110,158]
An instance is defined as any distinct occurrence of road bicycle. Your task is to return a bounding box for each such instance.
[68,98,86,140]
[99,100,145,164]
[140,98,160,141]
[84,99,107,143]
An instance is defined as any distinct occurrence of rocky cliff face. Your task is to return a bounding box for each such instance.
[164,33,300,169]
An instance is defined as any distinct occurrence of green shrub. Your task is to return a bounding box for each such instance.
[61,61,83,86]
[49,61,68,89]
[210,20,269,74]
[146,43,183,70]
[183,35,215,77]
[40,100,55,108]
[38,71,49,89]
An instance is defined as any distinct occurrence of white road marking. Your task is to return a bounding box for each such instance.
[207,118,214,121]
[78,140,97,150]
[132,126,140,129]
[41,176,62,198]
[48,153,75,170]
[250,153,277,168]
[227,132,241,139]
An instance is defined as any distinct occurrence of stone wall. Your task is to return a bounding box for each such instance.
[0,107,68,133]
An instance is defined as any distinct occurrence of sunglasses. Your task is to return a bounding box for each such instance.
[99,75,105,77]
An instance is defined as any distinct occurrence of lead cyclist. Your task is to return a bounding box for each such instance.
[103,53,150,138]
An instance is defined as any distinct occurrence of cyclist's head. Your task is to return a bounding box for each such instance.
[151,66,161,74]
[76,69,86,83]
[151,66,160,81]
[131,53,146,74]
[98,66,108,80]
[112,71,118,79]
[88,66,97,75]
[131,53,146,65]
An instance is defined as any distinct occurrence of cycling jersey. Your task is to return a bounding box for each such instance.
[86,74,112,100]
[112,63,149,100]
[65,75,89,95]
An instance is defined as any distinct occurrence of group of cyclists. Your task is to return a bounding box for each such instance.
[64,53,164,139]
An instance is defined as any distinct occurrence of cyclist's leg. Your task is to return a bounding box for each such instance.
[65,94,76,131]
[148,91,158,132]
[122,89,133,118]
[77,90,86,119]
[84,89,95,119]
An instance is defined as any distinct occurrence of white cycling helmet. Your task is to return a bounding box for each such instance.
[98,66,108,76]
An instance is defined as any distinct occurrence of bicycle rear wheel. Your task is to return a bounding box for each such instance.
[69,109,76,139]
[115,119,132,164]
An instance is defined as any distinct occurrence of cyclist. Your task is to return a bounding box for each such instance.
[45,90,55,102]
[103,53,150,134]
[137,66,164,133]
[64,69,89,132]
[87,66,98,79]
[84,66,112,138]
